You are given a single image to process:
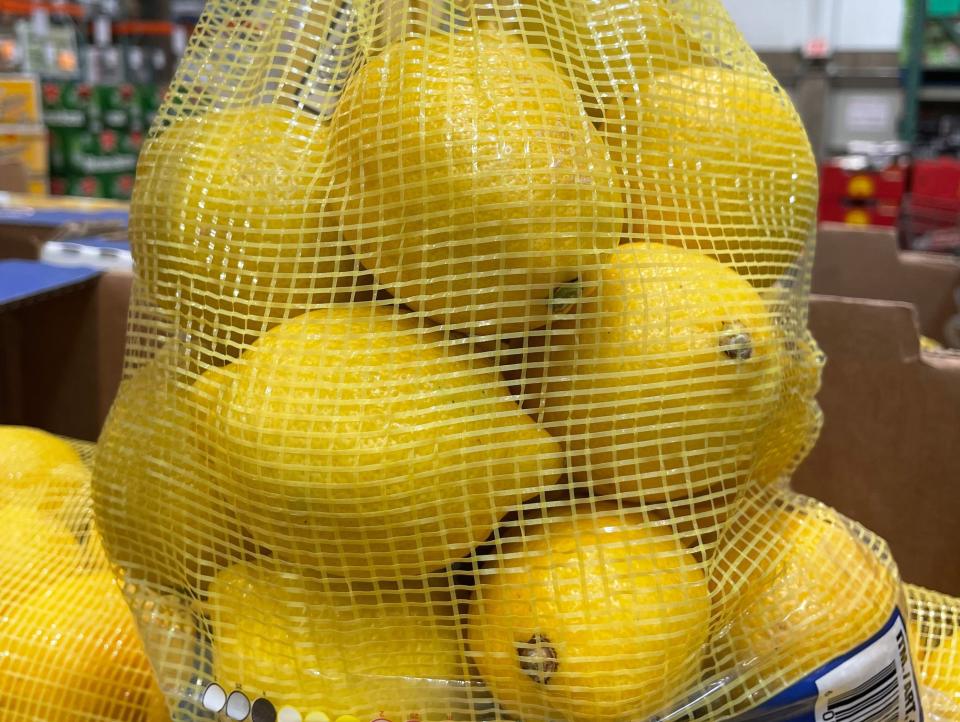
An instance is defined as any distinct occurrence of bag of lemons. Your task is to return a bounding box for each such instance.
[0,428,191,722]
[91,0,927,720]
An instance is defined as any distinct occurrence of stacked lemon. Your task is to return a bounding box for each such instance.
[908,586,960,719]
[0,428,174,722]
[86,1,905,721]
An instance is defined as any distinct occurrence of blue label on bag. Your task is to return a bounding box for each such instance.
[731,608,923,722]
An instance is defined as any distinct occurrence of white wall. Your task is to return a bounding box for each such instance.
[722,0,905,52]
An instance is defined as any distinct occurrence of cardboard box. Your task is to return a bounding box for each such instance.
[793,296,960,596]
[0,195,131,437]
[0,261,131,441]
[812,224,960,345]
[0,124,48,195]
[0,75,41,125]
[0,124,46,175]
[0,157,27,193]
[42,81,99,130]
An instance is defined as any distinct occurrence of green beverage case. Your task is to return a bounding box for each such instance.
[43,82,101,129]
[99,84,145,131]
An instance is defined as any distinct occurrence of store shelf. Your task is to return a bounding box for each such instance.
[919,85,960,100]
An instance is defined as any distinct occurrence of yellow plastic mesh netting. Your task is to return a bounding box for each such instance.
[71,0,931,720]
[0,430,189,722]
[908,585,960,721]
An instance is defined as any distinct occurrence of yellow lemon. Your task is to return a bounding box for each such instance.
[0,504,80,613]
[605,65,817,282]
[751,328,824,486]
[908,616,925,682]
[653,489,739,566]
[517,242,780,501]
[0,425,90,517]
[921,335,944,352]
[666,0,759,70]
[131,104,361,348]
[331,31,624,336]
[93,346,249,596]
[208,562,469,721]
[919,626,960,716]
[0,571,168,722]
[712,495,899,695]
[468,502,710,722]
[474,0,704,112]
[205,305,563,579]
[909,588,960,719]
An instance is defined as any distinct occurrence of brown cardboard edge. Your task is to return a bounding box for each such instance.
[813,224,960,343]
[794,295,960,595]
[96,269,132,428]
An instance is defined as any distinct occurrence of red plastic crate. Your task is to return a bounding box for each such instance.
[820,161,908,203]
[818,197,900,227]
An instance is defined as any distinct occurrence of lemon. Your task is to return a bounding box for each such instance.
[205,305,563,579]
[0,504,80,613]
[131,104,360,347]
[712,495,898,695]
[475,0,704,112]
[909,590,960,717]
[208,562,469,721]
[0,425,81,473]
[0,571,168,722]
[655,489,738,565]
[605,65,817,282]
[751,329,823,486]
[93,347,249,596]
[331,31,624,336]
[667,0,759,70]
[0,425,90,517]
[468,502,710,722]
[518,242,780,501]
[921,335,944,352]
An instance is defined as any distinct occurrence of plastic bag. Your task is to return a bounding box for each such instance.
[92,1,926,720]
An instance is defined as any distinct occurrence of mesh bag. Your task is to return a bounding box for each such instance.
[0,430,187,722]
[87,1,931,720]
[907,585,960,721]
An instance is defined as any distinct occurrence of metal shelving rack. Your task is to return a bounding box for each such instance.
[902,0,926,141]
[899,0,960,144]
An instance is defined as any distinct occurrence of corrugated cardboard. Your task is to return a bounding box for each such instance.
[0,266,100,439]
[0,267,131,441]
[794,295,960,596]
[94,269,132,425]
[0,124,49,196]
[0,157,28,193]
[812,223,960,344]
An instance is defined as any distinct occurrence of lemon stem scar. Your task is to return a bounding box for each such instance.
[719,321,754,361]
[518,633,559,684]
[550,279,582,310]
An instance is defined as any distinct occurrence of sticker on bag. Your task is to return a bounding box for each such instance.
[734,608,923,722]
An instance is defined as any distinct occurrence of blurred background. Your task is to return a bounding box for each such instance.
[0,0,954,249]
